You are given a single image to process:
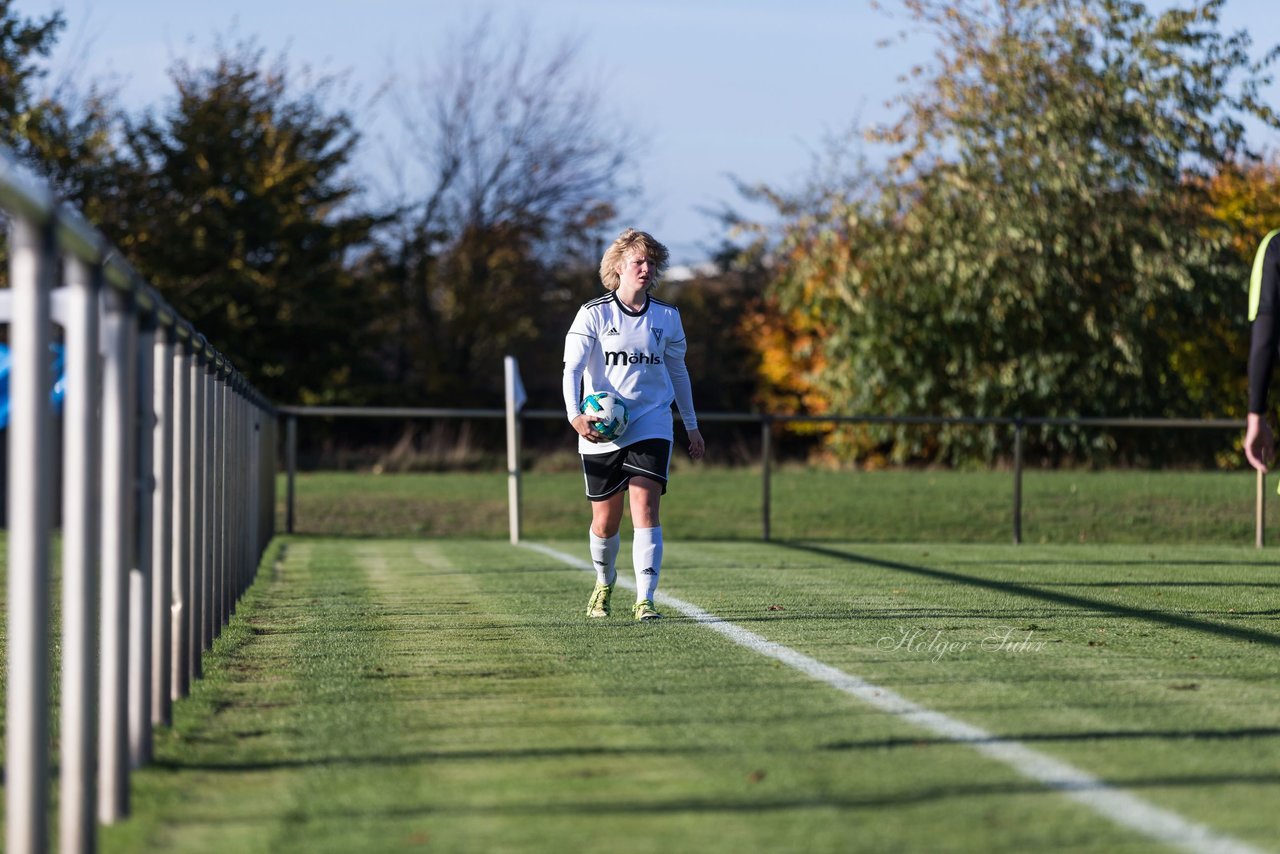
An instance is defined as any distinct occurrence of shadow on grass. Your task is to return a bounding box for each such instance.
[823,726,1280,751]
[138,771,1280,821]
[153,722,1280,777]
[952,558,1280,571]
[778,542,1280,649]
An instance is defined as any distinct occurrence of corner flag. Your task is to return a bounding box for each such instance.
[504,357,526,543]
[505,356,527,413]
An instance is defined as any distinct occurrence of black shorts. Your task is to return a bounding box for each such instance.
[581,438,672,501]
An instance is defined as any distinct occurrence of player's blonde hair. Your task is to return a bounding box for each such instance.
[599,228,670,291]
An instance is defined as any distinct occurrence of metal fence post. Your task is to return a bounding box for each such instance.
[287,414,298,534]
[60,249,102,854]
[230,381,243,614]
[212,362,222,632]
[761,414,773,542]
[1013,418,1024,545]
[6,215,56,854]
[128,318,156,768]
[171,338,192,700]
[151,327,175,726]
[222,374,232,632]
[266,406,277,544]
[203,361,218,652]
[188,352,206,680]
[99,286,137,823]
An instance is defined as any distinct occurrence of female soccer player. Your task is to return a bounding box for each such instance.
[562,228,705,620]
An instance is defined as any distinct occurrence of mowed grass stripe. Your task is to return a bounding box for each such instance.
[525,541,1267,854]
[99,537,1163,852]
[560,540,1280,849]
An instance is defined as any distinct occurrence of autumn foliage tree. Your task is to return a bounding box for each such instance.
[1186,156,1280,421]
[1206,157,1280,263]
[755,0,1280,464]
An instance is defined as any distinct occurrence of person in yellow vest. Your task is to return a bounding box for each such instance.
[1246,228,1280,472]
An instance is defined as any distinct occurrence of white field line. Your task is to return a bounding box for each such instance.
[519,541,1267,854]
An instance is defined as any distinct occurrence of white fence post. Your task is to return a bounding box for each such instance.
[225,377,238,619]
[171,337,192,701]
[128,318,156,768]
[189,350,207,681]
[234,383,248,607]
[5,214,56,854]
[151,325,175,726]
[59,248,103,854]
[99,286,138,822]
[213,366,227,636]
[286,414,297,533]
[202,359,217,653]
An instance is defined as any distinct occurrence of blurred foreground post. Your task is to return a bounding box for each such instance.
[6,215,55,854]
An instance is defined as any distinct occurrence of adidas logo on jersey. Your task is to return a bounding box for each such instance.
[605,327,620,336]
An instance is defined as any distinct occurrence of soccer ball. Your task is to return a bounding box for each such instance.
[580,391,630,442]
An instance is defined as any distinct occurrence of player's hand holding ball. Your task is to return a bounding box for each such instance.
[578,391,629,443]
[572,413,605,443]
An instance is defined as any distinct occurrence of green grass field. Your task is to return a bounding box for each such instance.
[283,467,1268,544]
[73,536,1278,852]
[6,469,1280,851]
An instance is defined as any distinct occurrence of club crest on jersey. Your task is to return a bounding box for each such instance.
[652,328,664,343]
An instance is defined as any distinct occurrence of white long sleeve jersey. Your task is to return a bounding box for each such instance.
[562,292,699,455]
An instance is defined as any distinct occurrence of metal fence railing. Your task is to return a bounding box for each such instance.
[277,404,1253,546]
[2,148,277,852]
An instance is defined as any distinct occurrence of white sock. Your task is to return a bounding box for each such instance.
[589,530,620,586]
[633,526,663,602]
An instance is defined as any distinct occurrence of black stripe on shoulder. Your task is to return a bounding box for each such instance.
[582,294,613,309]
[649,296,679,311]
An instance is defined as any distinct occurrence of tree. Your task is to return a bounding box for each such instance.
[761,0,1279,464]
[0,0,65,159]
[1186,156,1280,425]
[1206,157,1280,263]
[364,16,634,411]
[102,42,385,404]
[0,1,116,218]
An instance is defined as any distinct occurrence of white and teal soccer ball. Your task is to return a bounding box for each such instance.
[581,391,630,442]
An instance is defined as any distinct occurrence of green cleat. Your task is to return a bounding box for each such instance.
[632,599,662,621]
[587,582,614,618]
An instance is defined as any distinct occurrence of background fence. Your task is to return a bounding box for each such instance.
[2,148,277,852]
[277,404,1257,546]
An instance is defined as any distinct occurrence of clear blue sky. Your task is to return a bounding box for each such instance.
[22,0,1280,264]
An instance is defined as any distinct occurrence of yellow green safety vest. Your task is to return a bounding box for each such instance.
[1249,227,1280,321]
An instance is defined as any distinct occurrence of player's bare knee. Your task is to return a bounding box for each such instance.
[629,479,663,527]
[591,496,624,537]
